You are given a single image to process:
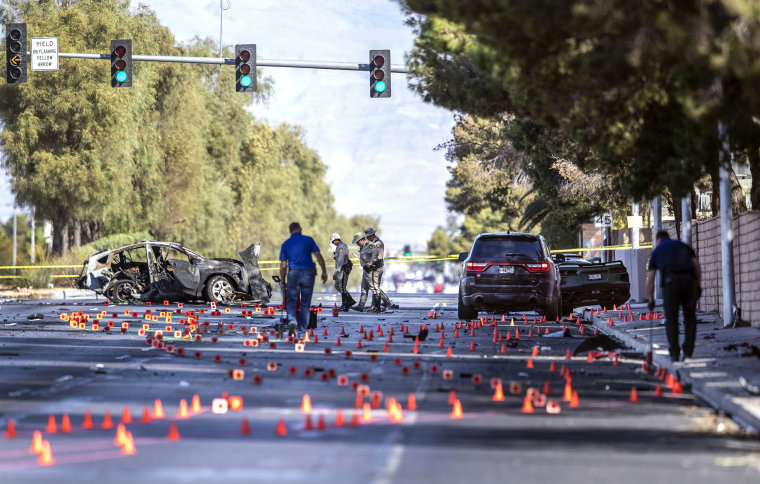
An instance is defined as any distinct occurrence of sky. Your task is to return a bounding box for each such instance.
[0,0,457,250]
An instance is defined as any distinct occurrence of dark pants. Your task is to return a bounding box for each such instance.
[663,273,698,359]
[334,266,353,306]
[286,269,316,332]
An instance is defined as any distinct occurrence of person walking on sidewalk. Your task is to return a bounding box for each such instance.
[646,229,702,362]
[279,222,328,337]
[330,233,355,311]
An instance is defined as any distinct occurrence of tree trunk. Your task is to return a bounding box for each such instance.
[670,193,682,241]
[90,221,100,242]
[749,148,760,210]
[52,219,70,255]
[83,222,92,244]
[730,167,748,214]
[73,220,81,247]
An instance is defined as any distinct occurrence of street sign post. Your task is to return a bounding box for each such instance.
[30,37,59,71]
[594,212,613,228]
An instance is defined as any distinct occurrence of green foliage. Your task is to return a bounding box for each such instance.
[402,0,760,200]
[0,0,373,263]
[427,227,451,259]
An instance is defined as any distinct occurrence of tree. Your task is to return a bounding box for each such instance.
[402,0,760,202]
[427,227,451,259]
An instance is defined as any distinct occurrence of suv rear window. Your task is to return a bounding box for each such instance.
[470,237,543,261]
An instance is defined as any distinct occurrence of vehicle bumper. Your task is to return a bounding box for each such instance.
[461,277,553,311]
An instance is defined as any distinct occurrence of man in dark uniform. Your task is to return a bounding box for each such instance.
[352,232,377,312]
[364,227,398,311]
[646,229,702,362]
[330,233,355,311]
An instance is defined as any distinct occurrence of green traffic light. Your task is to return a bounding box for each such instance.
[240,75,252,88]
[374,80,387,93]
[115,71,127,83]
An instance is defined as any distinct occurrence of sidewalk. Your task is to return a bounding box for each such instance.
[588,303,760,436]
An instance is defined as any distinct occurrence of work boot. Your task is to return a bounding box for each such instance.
[353,306,365,312]
[288,322,297,338]
[344,294,356,310]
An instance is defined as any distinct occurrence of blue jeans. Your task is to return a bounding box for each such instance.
[286,269,316,332]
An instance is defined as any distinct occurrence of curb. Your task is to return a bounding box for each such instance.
[589,313,760,437]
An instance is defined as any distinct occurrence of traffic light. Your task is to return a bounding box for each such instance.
[110,40,132,87]
[5,23,27,84]
[403,245,412,257]
[235,44,256,92]
[369,49,390,98]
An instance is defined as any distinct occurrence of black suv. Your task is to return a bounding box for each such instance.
[457,232,563,321]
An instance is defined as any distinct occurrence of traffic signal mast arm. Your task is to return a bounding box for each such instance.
[55,52,410,72]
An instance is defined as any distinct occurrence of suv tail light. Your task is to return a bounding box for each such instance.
[466,261,489,272]
[525,262,550,273]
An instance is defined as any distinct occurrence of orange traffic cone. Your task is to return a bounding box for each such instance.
[303,414,314,430]
[521,395,534,413]
[672,381,683,395]
[113,423,128,446]
[121,405,132,424]
[335,409,345,427]
[448,389,457,405]
[177,399,189,419]
[101,411,113,430]
[446,347,453,357]
[45,415,57,433]
[532,345,539,356]
[450,399,463,419]
[121,432,136,455]
[549,361,556,372]
[569,390,579,408]
[362,403,372,422]
[492,383,505,402]
[240,418,251,435]
[153,399,165,419]
[61,414,71,433]
[587,352,593,363]
[563,383,573,402]
[407,393,417,410]
[141,406,152,424]
[82,410,94,429]
[629,387,639,402]
[167,422,180,441]
[543,381,551,395]
[301,394,312,413]
[654,384,663,397]
[276,418,287,436]
[565,349,572,359]
[29,430,43,454]
[500,343,506,353]
[37,440,54,466]
[6,419,16,438]
[191,394,201,413]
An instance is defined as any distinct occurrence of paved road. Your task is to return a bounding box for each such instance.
[1,293,758,483]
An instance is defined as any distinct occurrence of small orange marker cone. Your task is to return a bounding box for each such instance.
[361,403,373,422]
[446,347,453,357]
[569,390,579,408]
[6,419,16,438]
[113,423,127,446]
[672,381,683,395]
[304,414,314,430]
[121,432,136,455]
[317,414,327,431]
[532,345,539,356]
[101,411,113,430]
[629,387,639,402]
[177,399,189,419]
[29,430,44,454]
[521,395,534,413]
[153,399,165,419]
[301,394,312,413]
[121,406,132,424]
[450,399,463,419]
[448,389,457,405]
[82,410,94,429]
[493,383,505,401]
[191,394,201,413]
[543,381,551,395]
[563,383,573,402]
[549,361,556,372]
[565,349,572,359]
[45,415,57,433]
[515,328,520,339]
[654,384,663,397]
[335,409,345,427]
[141,407,152,424]
[276,418,287,436]
[407,393,417,410]
[240,418,251,435]
[167,422,180,441]
[61,414,71,433]
[526,358,534,369]
[500,343,506,353]
[37,440,54,466]
[587,352,593,363]
[469,341,476,351]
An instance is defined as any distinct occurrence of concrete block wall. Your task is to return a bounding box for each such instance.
[692,211,760,328]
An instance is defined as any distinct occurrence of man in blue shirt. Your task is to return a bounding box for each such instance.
[646,230,702,362]
[279,222,327,337]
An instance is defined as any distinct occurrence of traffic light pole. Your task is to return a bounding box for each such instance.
[56,52,411,73]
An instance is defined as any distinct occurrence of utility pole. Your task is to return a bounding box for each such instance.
[718,121,736,327]
[681,194,692,245]
[219,0,231,58]
[652,196,662,301]
[12,212,17,274]
[30,211,35,264]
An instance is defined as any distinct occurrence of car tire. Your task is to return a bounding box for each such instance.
[545,292,560,322]
[458,293,478,321]
[106,279,140,304]
[206,275,235,305]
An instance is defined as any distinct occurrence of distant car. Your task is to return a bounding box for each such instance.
[553,253,630,314]
[75,241,272,305]
[457,232,562,321]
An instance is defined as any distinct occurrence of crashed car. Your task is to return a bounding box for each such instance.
[554,254,630,314]
[75,241,272,305]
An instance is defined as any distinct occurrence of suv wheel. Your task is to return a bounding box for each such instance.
[458,292,478,321]
[206,275,235,305]
[544,293,560,322]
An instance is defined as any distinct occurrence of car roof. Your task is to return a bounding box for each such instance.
[475,232,542,240]
[88,241,196,259]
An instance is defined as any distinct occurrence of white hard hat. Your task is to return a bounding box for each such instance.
[330,233,341,242]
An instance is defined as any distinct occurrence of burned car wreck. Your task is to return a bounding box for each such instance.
[75,241,272,305]
[554,254,630,314]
